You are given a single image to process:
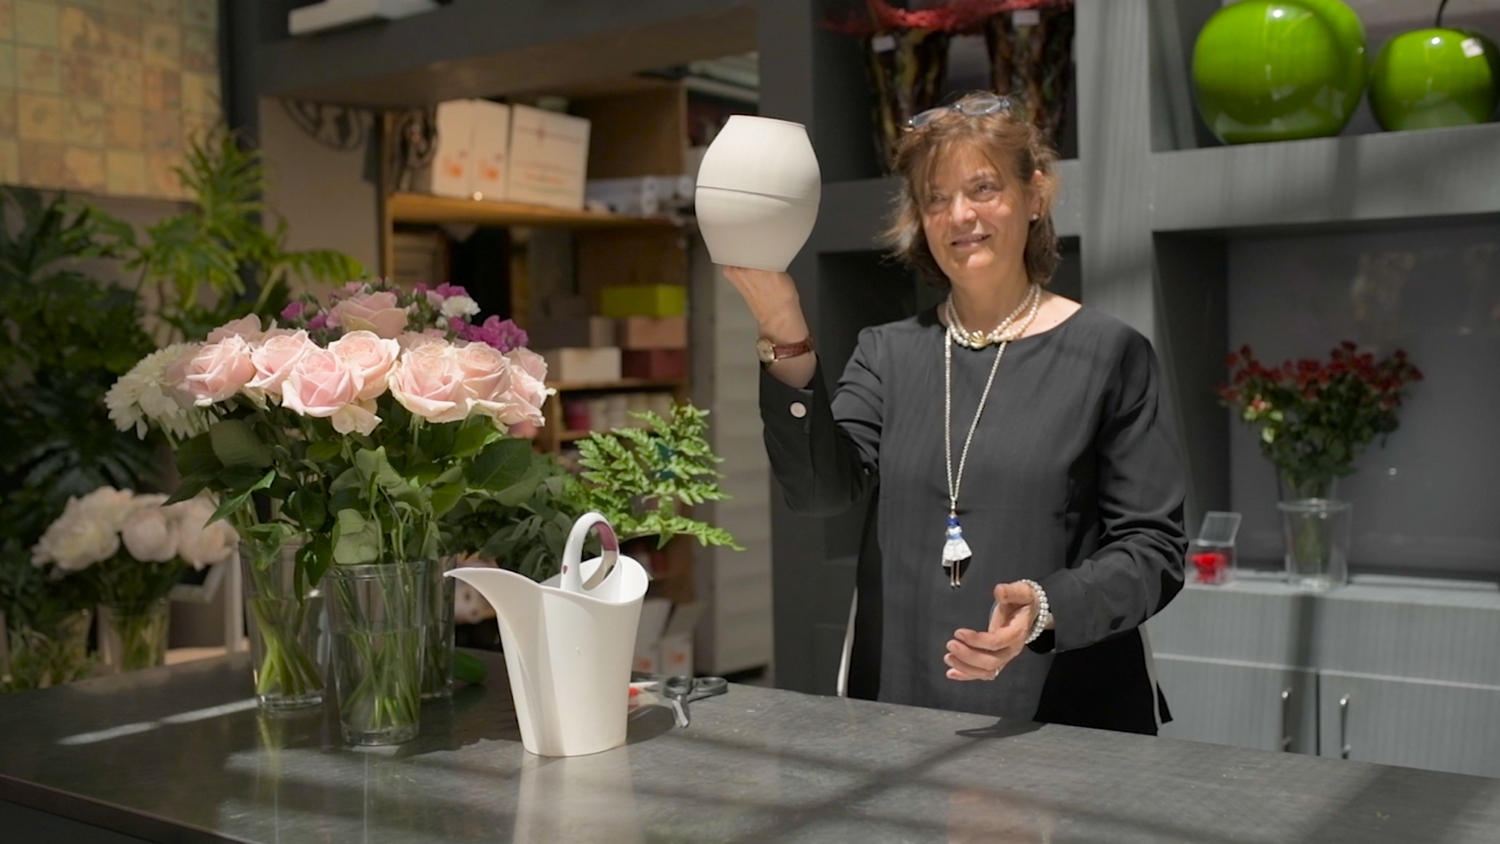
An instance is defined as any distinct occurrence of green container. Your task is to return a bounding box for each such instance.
[1370,28,1499,131]
[599,285,687,319]
[1193,0,1368,144]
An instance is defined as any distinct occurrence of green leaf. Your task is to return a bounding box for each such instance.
[451,421,497,458]
[209,418,273,468]
[306,440,341,462]
[298,534,333,595]
[209,469,276,525]
[355,446,421,504]
[469,438,533,490]
[176,432,221,478]
[332,508,380,564]
[284,488,328,532]
[453,650,487,685]
[166,473,213,505]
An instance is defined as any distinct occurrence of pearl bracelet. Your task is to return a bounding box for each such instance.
[1018,579,1051,646]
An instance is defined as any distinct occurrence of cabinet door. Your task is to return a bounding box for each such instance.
[1155,655,1318,753]
[1318,671,1500,777]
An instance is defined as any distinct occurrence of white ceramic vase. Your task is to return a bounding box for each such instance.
[695,115,821,272]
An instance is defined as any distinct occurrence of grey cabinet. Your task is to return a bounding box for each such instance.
[1146,575,1500,777]
[1155,655,1317,754]
[1317,671,1500,778]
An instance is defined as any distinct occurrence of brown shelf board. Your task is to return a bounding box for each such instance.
[389,192,677,229]
[558,430,594,442]
[547,378,683,393]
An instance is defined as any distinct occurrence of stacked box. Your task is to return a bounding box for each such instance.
[599,285,686,319]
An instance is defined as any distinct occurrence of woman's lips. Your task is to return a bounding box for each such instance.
[950,233,991,247]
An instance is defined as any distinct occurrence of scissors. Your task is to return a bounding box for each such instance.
[659,675,728,728]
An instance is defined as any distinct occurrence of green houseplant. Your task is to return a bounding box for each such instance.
[0,188,161,691]
[99,128,365,343]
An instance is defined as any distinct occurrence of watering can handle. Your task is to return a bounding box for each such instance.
[560,512,620,594]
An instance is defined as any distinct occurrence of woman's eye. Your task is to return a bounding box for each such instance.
[925,194,947,208]
[972,183,998,198]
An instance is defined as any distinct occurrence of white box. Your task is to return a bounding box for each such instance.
[412,100,476,198]
[633,599,705,676]
[506,104,591,210]
[469,100,510,201]
[541,347,620,384]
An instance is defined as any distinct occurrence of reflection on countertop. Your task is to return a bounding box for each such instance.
[1,652,1499,843]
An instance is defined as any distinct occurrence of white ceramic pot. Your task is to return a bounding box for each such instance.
[695,115,821,272]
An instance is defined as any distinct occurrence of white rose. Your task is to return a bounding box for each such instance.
[32,498,121,573]
[121,505,179,563]
[440,295,480,319]
[168,498,240,570]
[72,487,141,534]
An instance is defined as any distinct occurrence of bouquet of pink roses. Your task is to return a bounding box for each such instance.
[105,279,556,713]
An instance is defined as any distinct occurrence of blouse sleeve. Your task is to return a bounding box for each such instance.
[1035,330,1188,653]
[759,327,883,518]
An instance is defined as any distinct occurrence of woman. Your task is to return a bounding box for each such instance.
[723,92,1187,735]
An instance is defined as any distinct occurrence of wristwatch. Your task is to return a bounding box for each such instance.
[756,335,815,365]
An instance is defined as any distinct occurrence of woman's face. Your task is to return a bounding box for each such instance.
[919,143,1038,285]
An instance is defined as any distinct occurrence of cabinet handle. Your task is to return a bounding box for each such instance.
[1339,694,1352,760]
[1280,688,1293,751]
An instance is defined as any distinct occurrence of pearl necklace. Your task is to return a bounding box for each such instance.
[941,284,1042,588]
[946,285,1038,349]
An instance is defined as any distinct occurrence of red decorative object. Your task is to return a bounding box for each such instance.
[1191,551,1229,584]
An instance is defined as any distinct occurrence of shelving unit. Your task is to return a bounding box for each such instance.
[388,192,678,229]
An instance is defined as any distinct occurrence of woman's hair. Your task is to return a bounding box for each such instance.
[880,92,1061,289]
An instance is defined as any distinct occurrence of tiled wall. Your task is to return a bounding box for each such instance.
[0,0,220,199]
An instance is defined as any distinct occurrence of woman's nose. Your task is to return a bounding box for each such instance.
[948,194,977,223]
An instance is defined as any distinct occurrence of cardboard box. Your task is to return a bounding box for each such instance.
[412,100,476,198]
[633,599,705,676]
[622,349,686,380]
[507,104,591,210]
[599,284,686,319]
[618,316,687,350]
[541,347,620,384]
[589,316,618,348]
[469,100,511,201]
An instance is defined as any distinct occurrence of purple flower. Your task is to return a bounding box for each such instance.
[477,316,528,353]
[308,313,329,331]
[413,283,429,295]
[435,283,469,299]
[281,301,306,320]
[448,317,468,335]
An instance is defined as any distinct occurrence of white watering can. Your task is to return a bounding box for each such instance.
[446,513,648,757]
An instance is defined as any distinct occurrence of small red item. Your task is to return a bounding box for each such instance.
[1191,551,1228,583]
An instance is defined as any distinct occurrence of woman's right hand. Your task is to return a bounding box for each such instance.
[720,266,809,344]
[720,266,816,388]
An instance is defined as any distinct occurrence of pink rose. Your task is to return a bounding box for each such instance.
[398,331,448,351]
[281,348,379,435]
[501,347,550,426]
[390,345,469,423]
[328,291,408,339]
[329,330,400,401]
[206,314,265,344]
[181,336,257,406]
[248,330,314,397]
[455,342,511,402]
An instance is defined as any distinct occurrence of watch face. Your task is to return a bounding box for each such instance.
[755,337,775,363]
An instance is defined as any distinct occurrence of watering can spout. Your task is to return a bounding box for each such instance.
[445,513,650,757]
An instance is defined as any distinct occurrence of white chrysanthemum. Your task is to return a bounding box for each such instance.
[106,344,214,440]
[440,295,480,319]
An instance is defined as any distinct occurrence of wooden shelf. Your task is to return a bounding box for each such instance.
[547,378,684,393]
[559,430,594,442]
[389,192,678,230]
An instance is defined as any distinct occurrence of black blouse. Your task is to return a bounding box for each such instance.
[759,305,1188,735]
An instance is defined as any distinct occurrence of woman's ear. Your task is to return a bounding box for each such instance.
[1029,168,1052,218]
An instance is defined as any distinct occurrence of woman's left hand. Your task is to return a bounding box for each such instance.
[944,582,1041,681]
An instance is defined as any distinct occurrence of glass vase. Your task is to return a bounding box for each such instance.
[324,561,427,746]
[1277,472,1352,591]
[244,544,327,711]
[97,599,170,673]
[2,610,93,691]
[422,556,457,700]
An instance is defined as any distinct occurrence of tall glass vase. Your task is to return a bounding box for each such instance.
[244,544,326,711]
[863,28,951,171]
[985,4,1076,149]
[97,599,170,673]
[1277,473,1352,591]
[2,610,93,691]
[422,556,457,700]
[324,561,427,746]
